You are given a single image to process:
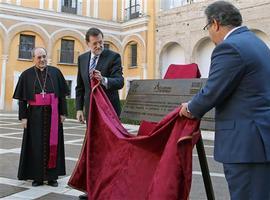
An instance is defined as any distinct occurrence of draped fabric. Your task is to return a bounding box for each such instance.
[163,63,201,79]
[68,80,201,200]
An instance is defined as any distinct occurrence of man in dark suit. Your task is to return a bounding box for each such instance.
[76,27,124,122]
[75,28,124,199]
[180,1,270,199]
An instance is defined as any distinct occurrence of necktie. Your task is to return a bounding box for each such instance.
[89,55,98,78]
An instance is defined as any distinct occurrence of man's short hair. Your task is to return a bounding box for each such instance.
[205,1,242,28]
[85,28,104,42]
[31,47,47,57]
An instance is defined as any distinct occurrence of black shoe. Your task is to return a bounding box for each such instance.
[79,193,88,199]
[48,180,58,187]
[32,180,43,187]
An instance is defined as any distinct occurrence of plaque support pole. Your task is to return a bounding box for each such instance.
[196,136,215,200]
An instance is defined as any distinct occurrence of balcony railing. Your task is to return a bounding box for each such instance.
[124,4,141,21]
[160,0,198,11]
[61,5,77,14]
[58,50,79,65]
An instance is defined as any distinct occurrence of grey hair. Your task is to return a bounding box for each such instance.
[205,1,242,28]
[31,47,47,57]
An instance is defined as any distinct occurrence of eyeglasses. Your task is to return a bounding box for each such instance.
[203,21,212,31]
[36,55,46,59]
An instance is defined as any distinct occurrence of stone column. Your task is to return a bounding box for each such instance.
[39,0,44,9]
[49,0,53,11]
[0,55,8,110]
[113,0,118,21]
[86,0,90,16]
[93,0,98,18]
[142,63,147,79]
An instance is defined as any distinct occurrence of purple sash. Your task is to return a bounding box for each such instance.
[28,93,59,169]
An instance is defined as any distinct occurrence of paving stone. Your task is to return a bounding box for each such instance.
[35,192,77,200]
[65,160,77,177]
[0,128,23,134]
[64,144,82,159]
[0,183,28,198]
[0,153,20,179]
[0,137,22,149]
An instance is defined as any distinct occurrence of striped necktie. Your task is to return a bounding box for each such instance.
[89,55,98,78]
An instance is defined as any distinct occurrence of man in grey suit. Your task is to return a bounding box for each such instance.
[75,27,124,199]
[180,1,270,199]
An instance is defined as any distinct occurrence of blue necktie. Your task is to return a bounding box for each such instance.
[89,55,98,78]
[89,55,98,70]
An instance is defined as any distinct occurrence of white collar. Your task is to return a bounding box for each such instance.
[90,52,99,59]
[224,26,243,40]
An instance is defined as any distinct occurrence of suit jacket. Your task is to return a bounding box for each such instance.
[76,49,124,118]
[188,26,270,163]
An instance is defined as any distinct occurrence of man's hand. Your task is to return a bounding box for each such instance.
[60,115,66,123]
[179,103,194,119]
[21,118,27,129]
[76,110,85,124]
[93,70,103,81]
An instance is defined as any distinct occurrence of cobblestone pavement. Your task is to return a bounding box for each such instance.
[0,112,229,199]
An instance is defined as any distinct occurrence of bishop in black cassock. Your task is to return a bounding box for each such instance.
[13,47,69,187]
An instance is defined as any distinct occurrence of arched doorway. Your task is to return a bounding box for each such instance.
[193,38,215,78]
[159,42,185,78]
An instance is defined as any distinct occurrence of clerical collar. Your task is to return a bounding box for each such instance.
[35,66,47,72]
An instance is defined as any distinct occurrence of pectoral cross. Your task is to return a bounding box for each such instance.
[41,90,46,98]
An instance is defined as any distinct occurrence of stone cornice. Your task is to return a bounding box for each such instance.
[0,2,149,34]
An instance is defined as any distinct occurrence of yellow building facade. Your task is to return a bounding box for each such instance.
[0,0,156,111]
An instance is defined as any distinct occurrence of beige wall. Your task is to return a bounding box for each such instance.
[146,0,156,79]
[82,0,87,16]
[44,0,49,10]
[0,0,154,110]
[21,0,40,9]
[99,0,113,20]
[117,0,122,21]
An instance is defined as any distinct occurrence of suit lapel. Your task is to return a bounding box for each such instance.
[82,51,91,82]
[95,50,107,72]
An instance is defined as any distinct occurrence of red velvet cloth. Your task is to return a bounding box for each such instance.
[163,63,201,79]
[137,120,157,136]
[138,63,201,137]
[68,80,201,200]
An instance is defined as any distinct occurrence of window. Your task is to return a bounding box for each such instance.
[18,34,35,60]
[160,0,194,11]
[60,39,75,64]
[125,0,140,20]
[130,43,137,67]
[104,43,110,50]
[62,0,77,14]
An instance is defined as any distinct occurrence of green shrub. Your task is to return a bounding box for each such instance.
[66,98,140,125]
[66,98,76,119]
